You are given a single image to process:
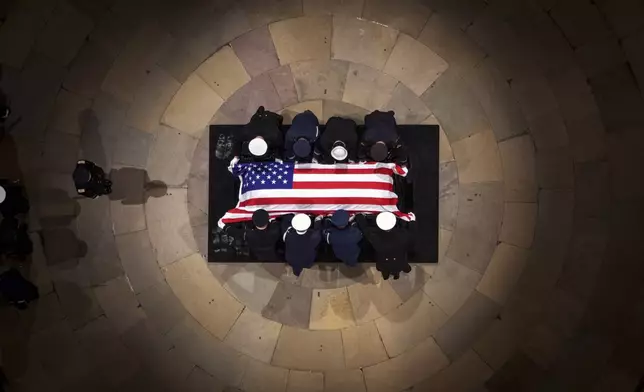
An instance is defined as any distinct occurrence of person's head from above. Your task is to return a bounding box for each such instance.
[293,138,311,158]
[249,136,268,157]
[252,209,269,230]
[370,142,388,162]
[0,185,6,205]
[330,209,349,229]
[376,211,397,232]
[292,213,311,235]
[73,161,92,185]
[331,141,348,162]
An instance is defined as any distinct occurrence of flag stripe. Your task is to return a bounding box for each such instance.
[239,197,399,207]
[293,173,393,184]
[220,209,412,225]
[292,181,392,190]
[294,167,394,175]
[239,188,396,201]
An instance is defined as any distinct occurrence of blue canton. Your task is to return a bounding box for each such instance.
[233,162,295,194]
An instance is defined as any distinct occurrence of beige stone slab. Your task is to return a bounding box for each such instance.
[331,17,398,70]
[287,370,324,392]
[382,83,432,124]
[322,100,369,124]
[347,279,403,324]
[163,254,243,339]
[375,291,449,358]
[101,22,173,103]
[270,16,332,65]
[125,67,181,134]
[324,369,366,392]
[115,230,165,294]
[362,0,432,38]
[363,338,449,392]
[500,202,537,249]
[93,276,146,334]
[291,60,349,102]
[281,101,324,124]
[196,46,251,100]
[498,134,537,202]
[49,89,92,136]
[145,189,197,266]
[240,358,288,392]
[310,287,356,330]
[218,263,281,313]
[136,280,186,336]
[413,350,493,391]
[0,6,49,69]
[423,257,482,316]
[439,228,453,263]
[242,0,303,28]
[451,130,503,184]
[146,125,198,186]
[185,366,226,392]
[383,34,448,96]
[304,0,365,17]
[527,110,569,151]
[224,308,282,363]
[269,65,299,107]
[477,243,529,305]
[342,63,398,111]
[341,322,388,368]
[162,74,224,136]
[424,116,454,163]
[35,1,94,66]
[272,326,344,371]
[472,317,524,371]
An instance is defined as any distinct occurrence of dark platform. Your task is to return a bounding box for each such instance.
[208,124,439,263]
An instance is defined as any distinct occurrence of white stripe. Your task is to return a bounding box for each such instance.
[239,188,396,201]
[293,173,393,184]
[294,162,396,170]
[227,204,402,214]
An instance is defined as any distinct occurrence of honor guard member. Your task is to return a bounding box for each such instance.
[358,110,408,165]
[284,110,319,163]
[356,211,412,280]
[323,209,363,267]
[0,182,29,219]
[245,209,282,261]
[281,213,322,276]
[73,160,112,199]
[314,117,358,164]
[234,106,284,163]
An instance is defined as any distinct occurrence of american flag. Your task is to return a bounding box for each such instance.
[218,161,415,226]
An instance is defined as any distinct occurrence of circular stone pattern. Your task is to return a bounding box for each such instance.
[2,0,638,391]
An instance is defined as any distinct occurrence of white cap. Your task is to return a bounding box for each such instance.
[331,145,348,161]
[0,185,5,204]
[292,213,311,233]
[249,137,268,156]
[376,212,396,231]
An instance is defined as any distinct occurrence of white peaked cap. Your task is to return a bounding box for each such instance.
[249,137,268,156]
[0,185,5,204]
[292,213,311,233]
[376,211,397,231]
[331,145,348,161]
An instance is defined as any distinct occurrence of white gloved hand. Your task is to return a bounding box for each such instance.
[358,160,367,164]
[315,215,324,221]
[311,157,319,164]
[275,158,283,164]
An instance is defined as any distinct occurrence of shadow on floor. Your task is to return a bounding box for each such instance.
[108,167,168,205]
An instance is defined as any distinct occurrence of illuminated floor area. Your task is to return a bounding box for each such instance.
[0,0,643,391]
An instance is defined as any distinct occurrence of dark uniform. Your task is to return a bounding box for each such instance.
[225,221,282,261]
[235,106,284,162]
[281,214,322,276]
[355,214,412,280]
[284,110,319,162]
[73,160,112,198]
[358,110,408,165]
[323,219,362,266]
[0,181,29,218]
[314,117,358,163]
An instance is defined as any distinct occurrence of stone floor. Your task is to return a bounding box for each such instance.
[0,0,643,391]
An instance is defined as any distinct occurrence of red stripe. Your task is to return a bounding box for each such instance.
[294,167,393,175]
[238,197,398,207]
[292,181,393,191]
[221,210,412,224]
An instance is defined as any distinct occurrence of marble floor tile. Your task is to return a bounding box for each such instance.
[272,326,344,371]
[240,359,289,392]
[383,34,448,96]
[303,0,365,17]
[220,263,281,314]
[232,26,280,77]
[434,290,500,361]
[446,182,504,273]
[65,42,115,99]
[281,101,324,124]
[342,63,398,112]
[499,202,538,249]
[224,308,282,363]
[477,243,529,305]
[439,161,458,230]
[0,6,51,69]
[497,134,537,202]
[451,130,503,184]
[423,257,482,316]
[413,350,493,391]
[324,369,367,392]
[115,230,165,294]
[341,322,388,368]
[112,126,154,168]
[362,0,432,38]
[162,74,224,136]
[93,276,145,334]
[184,366,226,392]
[269,65,300,107]
[363,338,449,392]
[309,287,356,330]
[147,125,198,186]
[291,59,349,101]
[382,83,432,124]
[375,291,448,358]
[322,100,369,124]
[135,280,186,336]
[125,67,181,134]
[262,281,313,328]
[242,0,303,29]
[347,279,403,324]
[286,370,324,392]
[196,45,251,100]
[331,16,398,70]
[217,73,283,124]
[269,16,332,64]
[49,89,92,136]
